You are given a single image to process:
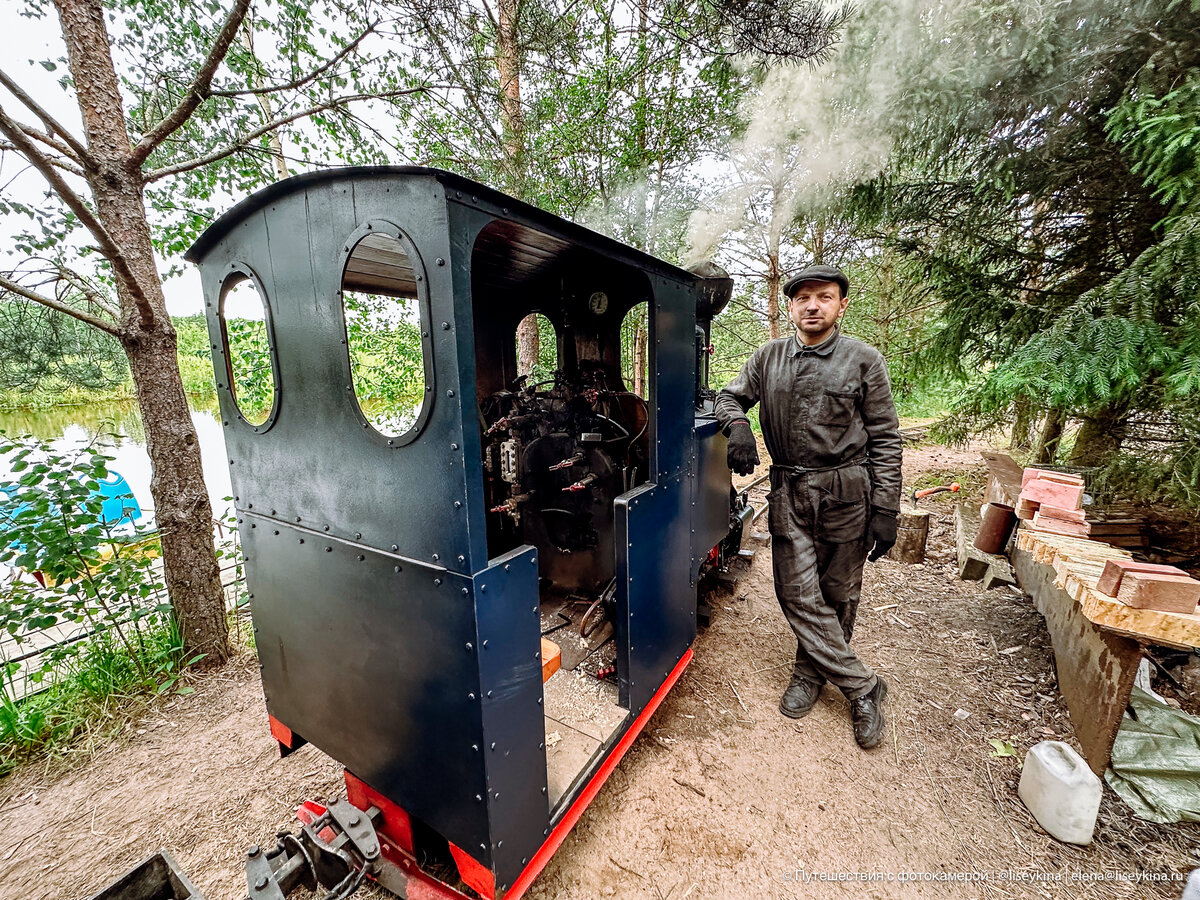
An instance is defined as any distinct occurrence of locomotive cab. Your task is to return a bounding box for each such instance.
[186,167,739,899]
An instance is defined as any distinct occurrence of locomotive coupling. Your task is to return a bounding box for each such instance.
[245,798,382,900]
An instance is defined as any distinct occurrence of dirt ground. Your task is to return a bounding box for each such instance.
[2,440,1198,900]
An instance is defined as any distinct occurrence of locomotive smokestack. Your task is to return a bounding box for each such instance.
[687,261,733,325]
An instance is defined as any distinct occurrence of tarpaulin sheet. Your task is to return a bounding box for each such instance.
[1105,686,1200,824]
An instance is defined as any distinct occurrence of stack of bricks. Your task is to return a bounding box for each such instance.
[1095,559,1200,615]
[1017,468,1090,537]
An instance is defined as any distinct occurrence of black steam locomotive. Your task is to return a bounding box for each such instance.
[176,167,750,900]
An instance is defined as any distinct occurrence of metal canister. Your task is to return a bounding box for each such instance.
[975,502,1017,554]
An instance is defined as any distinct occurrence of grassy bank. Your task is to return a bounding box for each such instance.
[0,620,191,775]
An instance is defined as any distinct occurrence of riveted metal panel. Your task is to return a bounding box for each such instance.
[241,516,491,862]
[616,478,696,714]
[693,416,733,571]
[472,545,549,892]
[648,277,697,481]
[185,168,735,891]
[194,173,478,576]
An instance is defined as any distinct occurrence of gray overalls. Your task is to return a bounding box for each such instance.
[715,328,902,699]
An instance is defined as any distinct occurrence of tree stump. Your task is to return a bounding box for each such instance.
[888,504,931,564]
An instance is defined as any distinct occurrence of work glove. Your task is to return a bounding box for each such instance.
[725,419,760,476]
[866,507,898,561]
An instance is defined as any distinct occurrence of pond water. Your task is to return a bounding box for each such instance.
[0,395,233,521]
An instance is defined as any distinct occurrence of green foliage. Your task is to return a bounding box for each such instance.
[842,0,1200,470]
[344,292,427,434]
[173,315,217,395]
[0,434,204,771]
[0,620,188,774]
[0,315,213,409]
[619,304,648,393]
[0,437,168,671]
[225,318,275,425]
[0,300,129,395]
[1108,75,1200,223]
[522,313,559,386]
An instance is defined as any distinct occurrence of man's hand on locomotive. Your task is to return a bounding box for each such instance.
[867,506,899,561]
[725,418,760,476]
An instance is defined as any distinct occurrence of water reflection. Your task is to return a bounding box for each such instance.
[0,395,233,519]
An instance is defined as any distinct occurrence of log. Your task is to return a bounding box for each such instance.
[888,504,931,564]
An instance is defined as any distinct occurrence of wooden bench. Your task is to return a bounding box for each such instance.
[983,452,1198,774]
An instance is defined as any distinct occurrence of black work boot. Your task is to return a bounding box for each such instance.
[779,677,822,718]
[850,676,888,749]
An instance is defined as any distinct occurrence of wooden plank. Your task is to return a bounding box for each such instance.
[1022,468,1084,488]
[1078,585,1200,649]
[955,502,990,580]
[1031,514,1091,537]
[1014,528,1200,645]
[1012,548,1142,776]
[981,451,1024,507]
[1022,479,1084,509]
[541,638,562,682]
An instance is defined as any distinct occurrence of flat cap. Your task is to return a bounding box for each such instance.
[782,264,849,299]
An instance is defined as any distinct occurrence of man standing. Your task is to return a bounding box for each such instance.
[715,264,902,749]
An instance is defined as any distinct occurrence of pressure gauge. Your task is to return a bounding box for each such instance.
[587,291,609,316]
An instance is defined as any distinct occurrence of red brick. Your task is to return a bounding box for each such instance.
[1020,478,1084,509]
[1116,572,1200,614]
[1031,511,1091,537]
[1021,468,1084,489]
[1097,559,1190,596]
[1038,505,1088,524]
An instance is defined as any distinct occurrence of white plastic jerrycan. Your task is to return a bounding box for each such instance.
[1018,741,1102,845]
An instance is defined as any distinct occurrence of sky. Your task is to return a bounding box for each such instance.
[2,7,226,317]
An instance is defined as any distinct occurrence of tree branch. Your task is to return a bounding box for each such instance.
[0,102,151,319]
[144,85,431,182]
[1,130,85,177]
[0,271,120,336]
[210,20,378,98]
[52,262,121,319]
[0,67,91,166]
[17,127,83,171]
[130,0,251,165]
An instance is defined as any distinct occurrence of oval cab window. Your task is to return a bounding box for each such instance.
[221,275,277,427]
[342,231,428,439]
